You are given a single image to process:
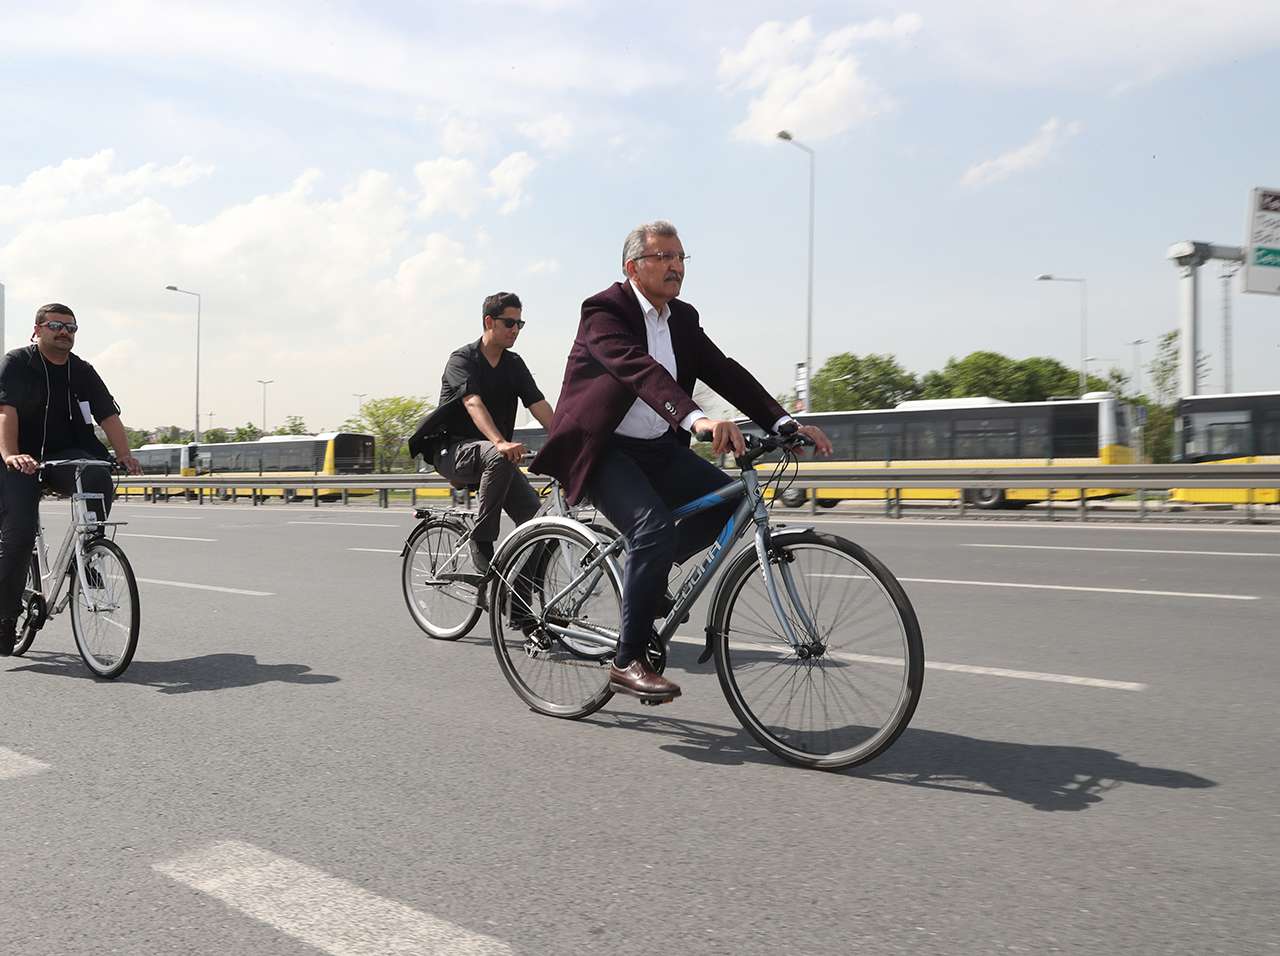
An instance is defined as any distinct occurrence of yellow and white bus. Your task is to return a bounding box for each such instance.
[1171,390,1280,505]
[743,393,1134,509]
[131,433,375,498]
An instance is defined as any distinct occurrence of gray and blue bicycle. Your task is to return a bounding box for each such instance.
[486,430,924,770]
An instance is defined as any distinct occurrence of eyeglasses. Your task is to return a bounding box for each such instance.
[634,252,691,264]
[495,317,526,329]
[40,320,78,333]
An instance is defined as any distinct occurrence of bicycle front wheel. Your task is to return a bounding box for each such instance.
[490,520,621,719]
[70,538,140,680]
[711,529,923,770]
[13,554,41,657]
[401,517,483,640]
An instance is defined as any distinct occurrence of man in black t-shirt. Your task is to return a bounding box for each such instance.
[428,292,554,573]
[0,303,143,655]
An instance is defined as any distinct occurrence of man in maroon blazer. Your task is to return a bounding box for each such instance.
[532,220,831,702]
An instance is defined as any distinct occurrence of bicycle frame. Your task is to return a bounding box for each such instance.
[536,458,819,656]
[28,461,120,617]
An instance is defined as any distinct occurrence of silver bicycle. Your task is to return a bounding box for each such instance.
[487,431,925,771]
[11,459,140,679]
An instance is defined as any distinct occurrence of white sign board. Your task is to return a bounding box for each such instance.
[1244,187,1280,295]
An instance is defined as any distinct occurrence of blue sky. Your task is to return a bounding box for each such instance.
[1,0,1278,432]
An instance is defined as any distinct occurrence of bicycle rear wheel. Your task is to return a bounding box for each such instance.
[13,554,41,657]
[711,529,923,770]
[69,538,140,680]
[490,520,621,719]
[401,517,483,640]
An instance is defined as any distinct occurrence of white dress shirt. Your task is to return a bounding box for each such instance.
[614,281,706,439]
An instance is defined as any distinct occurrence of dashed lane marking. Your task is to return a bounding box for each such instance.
[667,636,1147,691]
[120,533,217,542]
[965,543,1280,558]
[808,573,1258,601]
[288,521,401,528]
[349,548,401,554]
[0,747,51,780]
[137,578,274,597]
[154,841,513,956]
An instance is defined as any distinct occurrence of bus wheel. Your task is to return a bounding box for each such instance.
[816,498,838,509]
[966,488,1006,510]
[780,488,807,508]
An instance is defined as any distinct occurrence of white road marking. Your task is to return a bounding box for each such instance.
[966,542,1280,558]
[668,635,1147,691]
[349,548,401,554]
[120,533,217,543]
[0,746,51,780]
[117,515,205,521]
[804,515,1280,534]
[154,841,513,956]
[808,572,1258,601]
[288,521,400,528]
[137,578,274,597]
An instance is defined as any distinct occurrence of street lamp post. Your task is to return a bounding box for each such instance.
[1126,338,1147,397]
[1035,274,1088,395]
[777,130,815,411]
[257,379,274,432]
[164,285,202,441]
[353,392,368,418]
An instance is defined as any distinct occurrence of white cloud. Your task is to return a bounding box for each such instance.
[0,149,214,225]
[0,156,484,428]
[487,152,537,215]
[719,15,919,143]
[960,118,1083,189]
[439,115,490,156]
[415,157,479,218]
[517,114,574,152]
[526,259,560,275]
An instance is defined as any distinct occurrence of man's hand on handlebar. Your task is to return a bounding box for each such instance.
[4,454,38,475]
[793,424,833,457]
[118,454,143,476]
[494,440,526,464]
[692,418,746,457]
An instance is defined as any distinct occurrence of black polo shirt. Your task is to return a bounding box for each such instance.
[438,339,543,443]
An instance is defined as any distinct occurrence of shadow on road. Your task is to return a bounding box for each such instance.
[10,651,340,694]
[587,711,1215,811]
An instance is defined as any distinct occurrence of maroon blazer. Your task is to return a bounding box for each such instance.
[531,281,787,503]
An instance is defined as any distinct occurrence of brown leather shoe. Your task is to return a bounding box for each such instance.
[609,659,682,702]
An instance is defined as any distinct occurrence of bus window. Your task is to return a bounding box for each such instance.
[1187,410,1251,458]
[1051,405,1098,457]
[1021,415,1050,458]
[905,421,949,460]
[1262,412,1280,455]
[854,422,901,461]
[954,418,1018,458]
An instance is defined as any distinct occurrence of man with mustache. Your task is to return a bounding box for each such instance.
[412,291,554,577]
[0,303,143,656]
[532,221,832,702]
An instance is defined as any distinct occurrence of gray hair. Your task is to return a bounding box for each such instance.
[622,220,679,273]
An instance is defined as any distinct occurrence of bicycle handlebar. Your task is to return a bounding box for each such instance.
[39,458,121,472]
[692,428,813,469]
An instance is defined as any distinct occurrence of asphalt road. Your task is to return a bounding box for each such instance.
[2,499,1276,955]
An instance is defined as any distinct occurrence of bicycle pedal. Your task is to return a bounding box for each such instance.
[609,682,677,705]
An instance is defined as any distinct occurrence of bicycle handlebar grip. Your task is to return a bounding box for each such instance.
[693,429,713,443]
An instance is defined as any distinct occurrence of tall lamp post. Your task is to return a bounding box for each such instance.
[353,392,368,419]
[164,285,202,441]
[1125,338,1147,397]
[1035,274,1087,395]
[777,130,815,411]
[257,379,274,432]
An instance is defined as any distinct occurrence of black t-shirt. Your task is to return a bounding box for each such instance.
[0,346,119,458]
[438,340,543,443]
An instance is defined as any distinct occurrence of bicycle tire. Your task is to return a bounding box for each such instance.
[69,538,140,680]
[401,516,484,640]
[12,555,41,657]
[710,529,923,770]
[490,518,621,719]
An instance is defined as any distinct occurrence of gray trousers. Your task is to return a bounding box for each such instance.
[434,439,540,543]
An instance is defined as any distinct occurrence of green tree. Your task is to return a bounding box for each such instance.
[154,425,194,443]
[272,415,309,436]
[809,353,920,411]
[344,395,434,472]
[123,426,151,449]
[233,422,264,442]
[202,427,231,444]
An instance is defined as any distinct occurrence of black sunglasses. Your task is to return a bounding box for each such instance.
[493,317,526,329]
[40,320,78,333]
